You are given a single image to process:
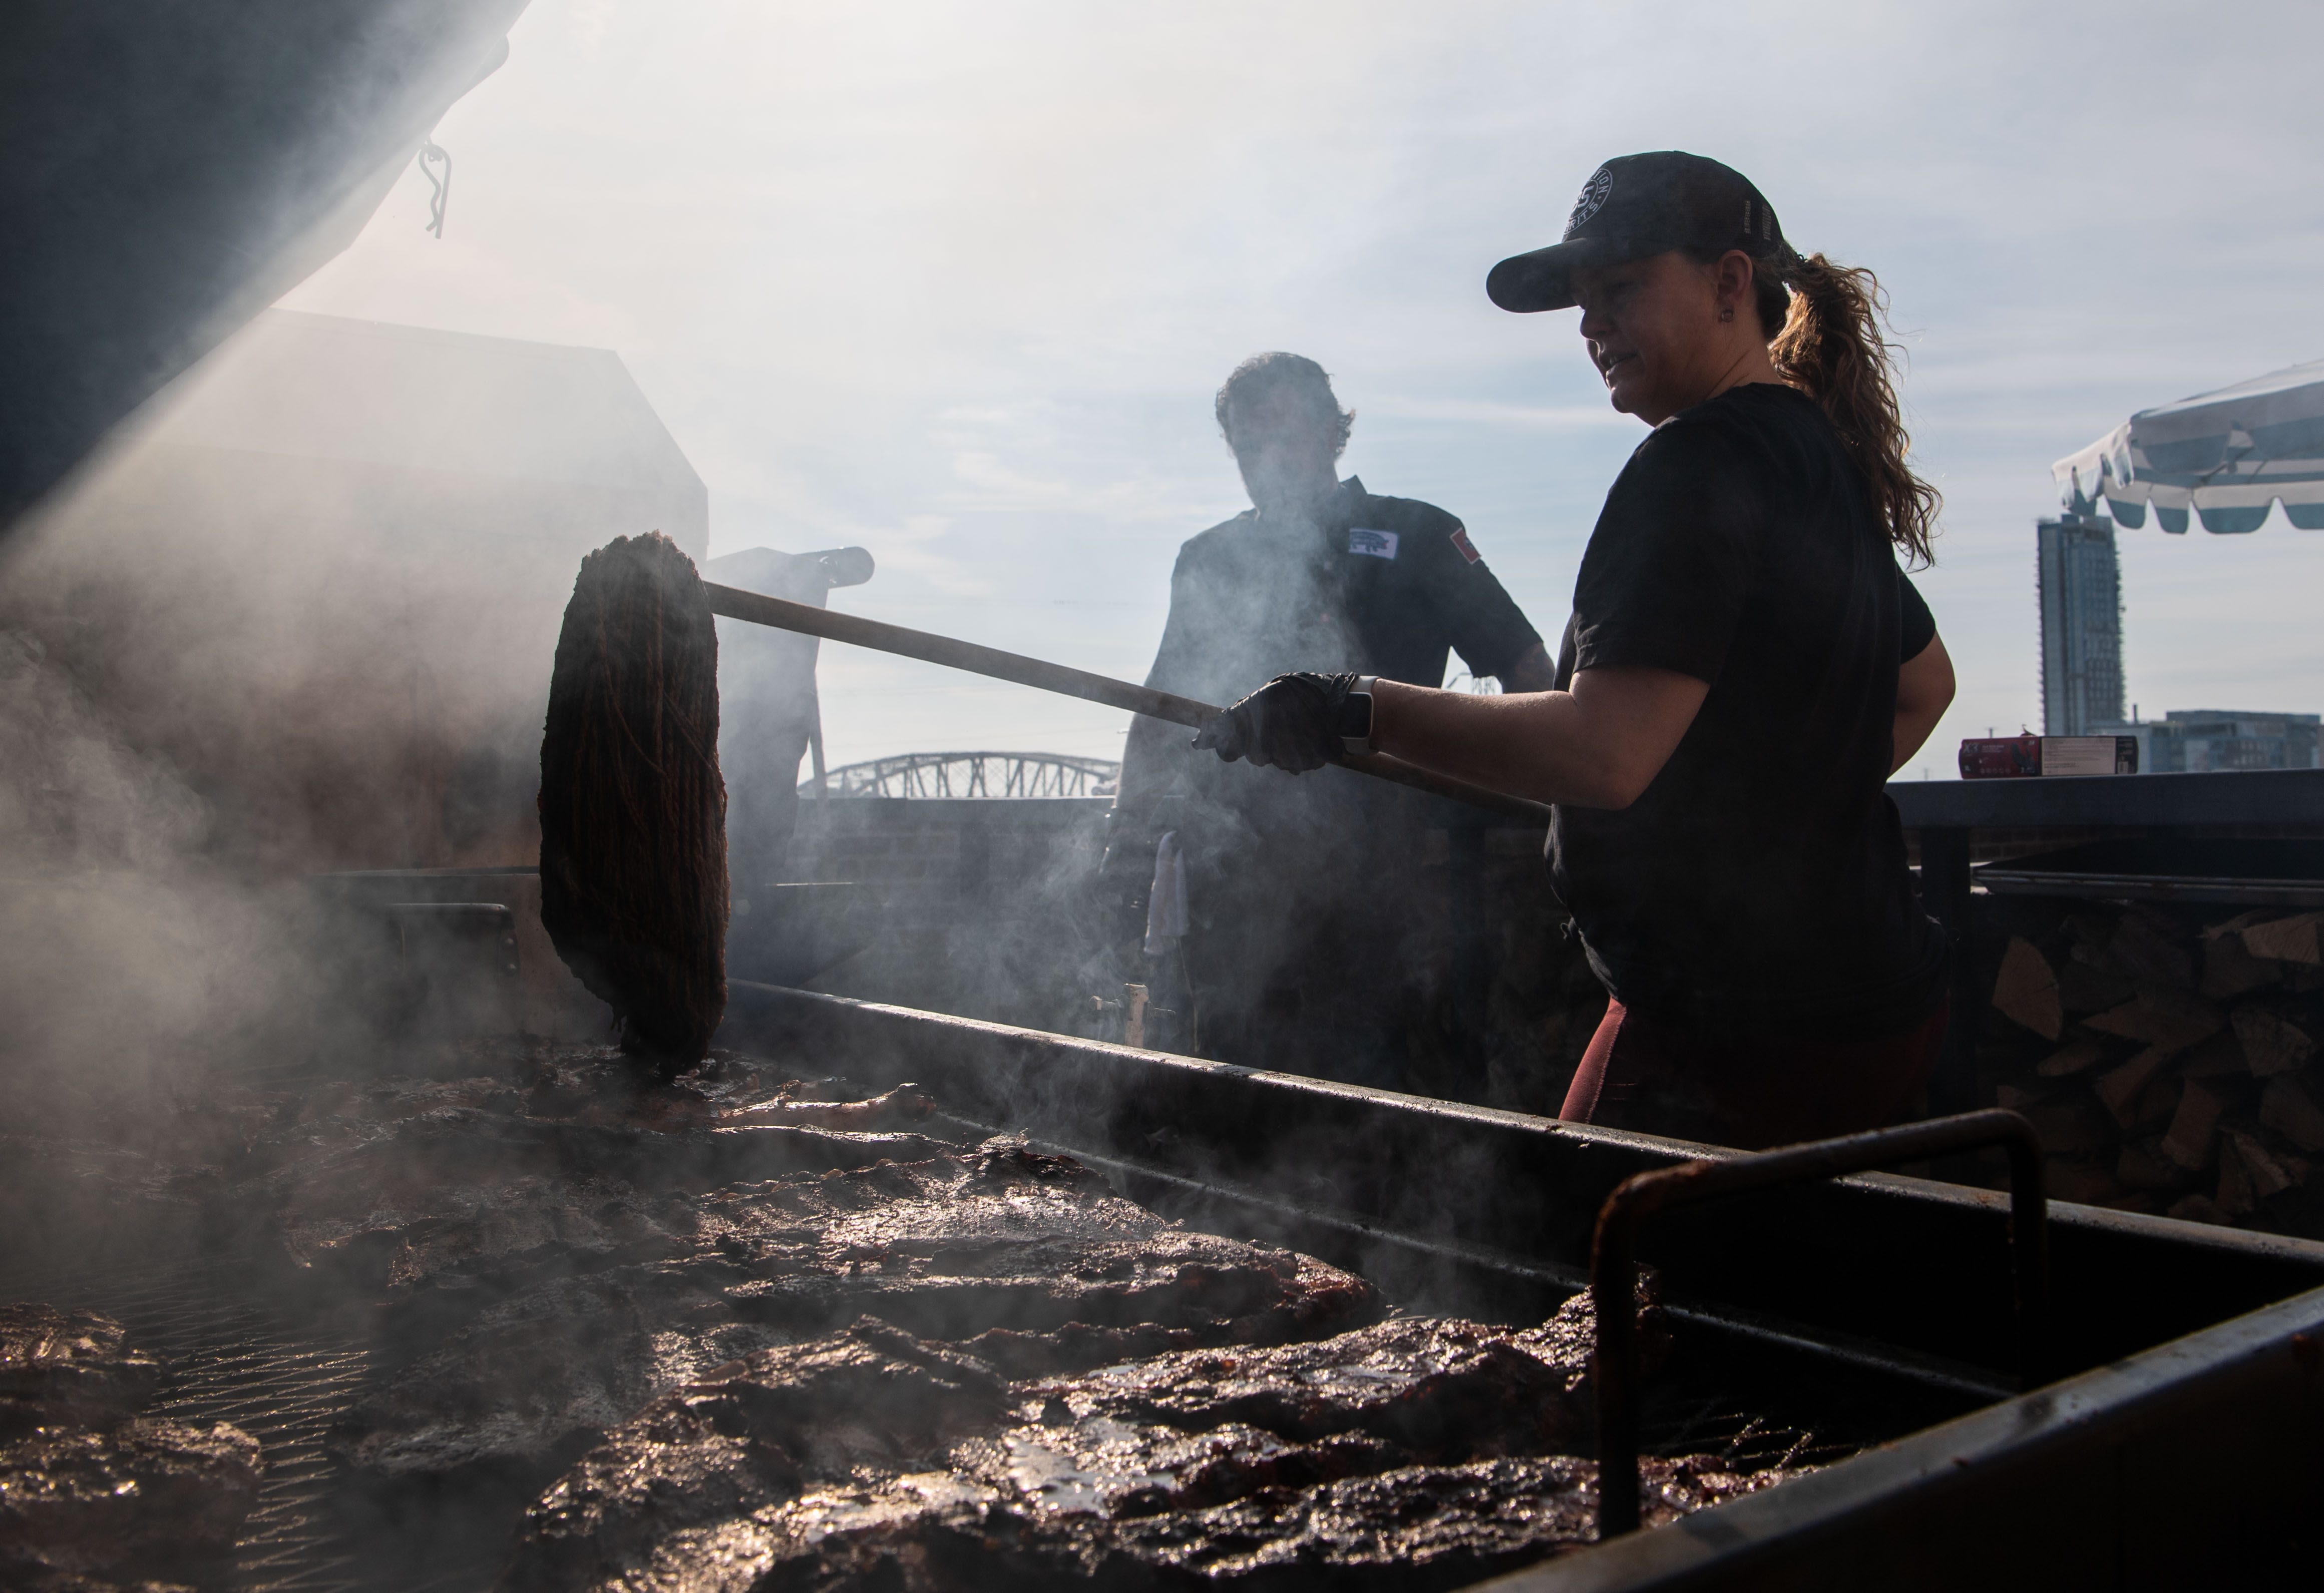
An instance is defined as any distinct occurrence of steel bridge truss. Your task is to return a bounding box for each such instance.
[805,751,1119,799]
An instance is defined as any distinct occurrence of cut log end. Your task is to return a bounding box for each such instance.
[539,531,730,1073]
[1981,904,2324,1240]
[1991,936,2063,1041]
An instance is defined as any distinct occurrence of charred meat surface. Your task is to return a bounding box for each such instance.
[973,1300,1656,1499]
[118,1036,1771,1591]
[336,1265,774,1480]
[336,1145,1383,1481]
[215,1044,971,1327]
[500,1292,1725,1593]
[244,1111,953,1306]
[0,1419,261,1586]
[721,1082,936,1132]
[0,1306,161,1431]
[690,1146,1385,1350]
[0,1306,261,1589]
[505,1321,1011,1592]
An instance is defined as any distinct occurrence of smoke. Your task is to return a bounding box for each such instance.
[772,367,1598,1110]
[0,307,699,1136]
[0,626,303,1128]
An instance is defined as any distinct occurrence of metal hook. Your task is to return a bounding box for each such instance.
[417,140,452,238]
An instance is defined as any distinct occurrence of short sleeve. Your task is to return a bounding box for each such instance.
[1142,541,1209,697]
[1898,568,1937,661]
[1569,421,1763,684]
[1423,517,1540,681]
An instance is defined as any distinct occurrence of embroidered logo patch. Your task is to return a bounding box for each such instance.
[1567,165,1615,235]
[1348,527,1399,560]
[1450,525,1481,564]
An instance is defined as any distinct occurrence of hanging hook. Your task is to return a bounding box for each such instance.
[417,140,452,238]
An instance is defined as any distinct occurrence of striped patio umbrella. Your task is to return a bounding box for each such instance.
[2052,358,2324,533]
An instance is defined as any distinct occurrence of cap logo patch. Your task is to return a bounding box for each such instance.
[1566,165,1615,236]
[1449,525,1482,564]
[1348,527,1399,560]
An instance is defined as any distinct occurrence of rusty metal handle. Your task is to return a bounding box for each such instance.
[702,581,1554,825]
[1589,1108,2048,1540]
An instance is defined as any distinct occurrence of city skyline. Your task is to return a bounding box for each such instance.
[274,1,2324,779]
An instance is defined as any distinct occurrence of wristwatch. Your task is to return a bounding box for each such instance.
[1338,675,1377,756]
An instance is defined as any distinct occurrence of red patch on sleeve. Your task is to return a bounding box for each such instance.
[1450,525,1481,564]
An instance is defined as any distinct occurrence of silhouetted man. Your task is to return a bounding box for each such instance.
[1107,353,1552,1085]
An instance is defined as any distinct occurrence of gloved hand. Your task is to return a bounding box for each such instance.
[1191,672,1361,774]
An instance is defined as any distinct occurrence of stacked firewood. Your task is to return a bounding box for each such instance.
[1979,898,2324,1233]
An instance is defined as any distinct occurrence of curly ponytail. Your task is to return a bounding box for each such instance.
[1746,254,1940,567]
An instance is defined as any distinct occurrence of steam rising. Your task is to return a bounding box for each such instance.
[0,630,296,1102]
[0,309,705,1117]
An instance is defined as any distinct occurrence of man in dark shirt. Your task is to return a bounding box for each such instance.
[1107,352,1551,1083]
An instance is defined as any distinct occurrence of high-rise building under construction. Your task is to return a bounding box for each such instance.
[2037,513,2126,736]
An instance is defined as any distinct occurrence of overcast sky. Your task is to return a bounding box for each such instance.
[281,0,2324,777]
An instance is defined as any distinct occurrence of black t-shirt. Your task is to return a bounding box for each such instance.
[1146,476,1539,707]
[1548,383,1946,1038]
[1144,475,1541,840]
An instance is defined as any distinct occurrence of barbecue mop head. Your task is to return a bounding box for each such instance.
[540,531,729,1071]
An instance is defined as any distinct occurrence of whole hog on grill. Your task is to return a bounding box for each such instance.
[206,1043,1382,1490]
[499,1283,1778,1592]
[187,1038,1790,1590]
[335,1142,1385,1483]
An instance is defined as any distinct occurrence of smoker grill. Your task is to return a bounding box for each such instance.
[8,988,2320,1592]
[720,982,2324,1591]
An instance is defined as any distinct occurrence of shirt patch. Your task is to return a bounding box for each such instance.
[1347,527,1399,560]
[1450,525,1481,564]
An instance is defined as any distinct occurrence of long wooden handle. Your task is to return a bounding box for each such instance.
[703,582,1552,824]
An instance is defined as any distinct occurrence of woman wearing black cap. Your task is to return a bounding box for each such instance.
[1194,152,1956,1150]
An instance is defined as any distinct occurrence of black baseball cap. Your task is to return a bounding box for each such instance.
[1486,151,1794,314]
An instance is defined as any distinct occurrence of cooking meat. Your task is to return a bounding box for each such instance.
[721,1081,935,1131]
[689,1145,1384,1349]
[339,1145,1383,1482]
[504,1321,1010,1592]
[336,1265,793,1480]
[498,1289,1720,1593]
[229,1095,957,1310]
[215,1043,962,1321]
[0,1306,161,1431]
[0,1418,261,1587]
[697,1454,1776,1593]
[967,1304,1648,1507]
[184,1034,1763,1593]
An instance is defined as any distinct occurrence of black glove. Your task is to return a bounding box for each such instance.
[1192,672,1360,775]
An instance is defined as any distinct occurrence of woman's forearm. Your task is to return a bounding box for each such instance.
[1370,666,1709,810]
[1369,685,1601,806]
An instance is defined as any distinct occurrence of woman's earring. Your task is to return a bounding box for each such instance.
[1718,305,1735,323]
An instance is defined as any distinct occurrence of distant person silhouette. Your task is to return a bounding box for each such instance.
[1105,352,1551,1087]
